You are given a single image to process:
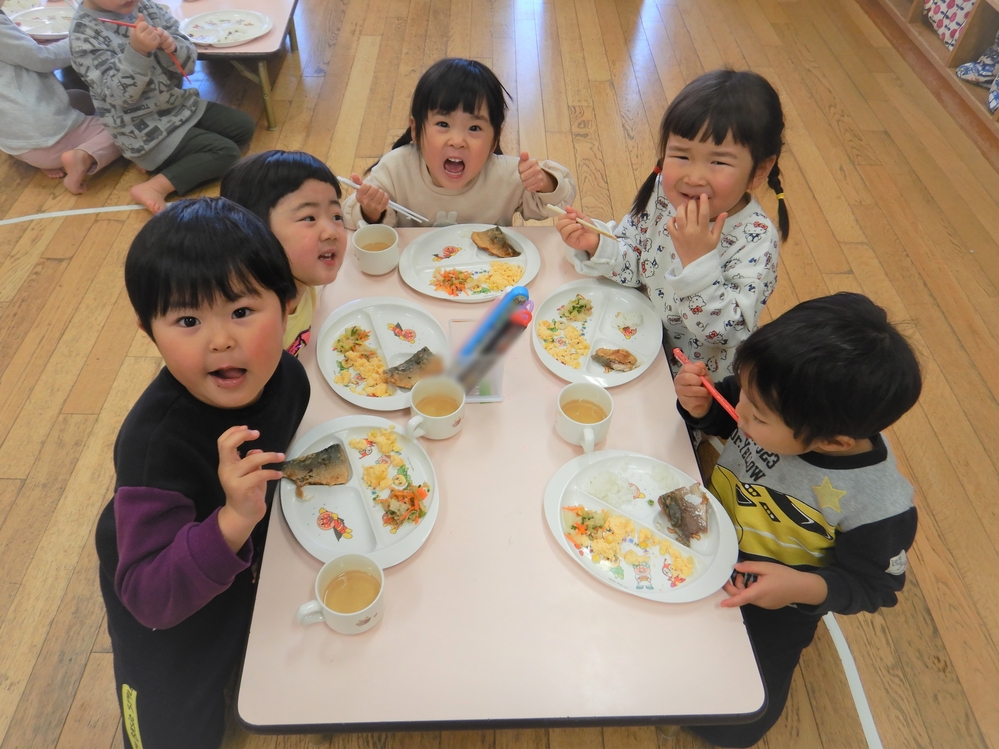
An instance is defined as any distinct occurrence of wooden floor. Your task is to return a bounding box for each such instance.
[1,0,998,746]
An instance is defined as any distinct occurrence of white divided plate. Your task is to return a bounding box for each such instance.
[4,0,44,14]
[180,10,272,47]
[544,450,738,603]
[316,297,449,412]
[10,6,74,39]
[281,417,439,567]
[399,224,541,303]
[533,278,663,387]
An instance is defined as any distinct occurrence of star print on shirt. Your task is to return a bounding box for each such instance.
[812,476,847,514]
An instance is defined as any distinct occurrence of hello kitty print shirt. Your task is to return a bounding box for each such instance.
[563,178,779,376]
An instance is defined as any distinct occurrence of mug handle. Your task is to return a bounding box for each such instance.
[296,600,324,626]
[582,427,595,453]
[406,415,426,439]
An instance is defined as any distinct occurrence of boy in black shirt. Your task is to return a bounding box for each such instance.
[95,198,310,749]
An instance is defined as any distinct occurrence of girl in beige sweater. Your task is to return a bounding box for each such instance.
[343,58,576,228]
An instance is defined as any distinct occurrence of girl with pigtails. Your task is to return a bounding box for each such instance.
[556,69,788,376]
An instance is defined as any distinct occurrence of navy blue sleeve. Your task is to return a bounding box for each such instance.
[676,374,740,438]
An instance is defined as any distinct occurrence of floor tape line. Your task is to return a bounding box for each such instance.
[823,612,883,749]
[0,205,144,227]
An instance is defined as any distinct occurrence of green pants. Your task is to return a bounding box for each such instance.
[158,101,255,195]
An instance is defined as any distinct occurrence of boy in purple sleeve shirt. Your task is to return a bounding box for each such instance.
[95,198,309,749]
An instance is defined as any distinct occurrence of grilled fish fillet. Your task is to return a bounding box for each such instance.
[592,347,638,372]
[657,484,709,546]
[384,347,443,389]
[470,226,520,258]
[280,443,351,498]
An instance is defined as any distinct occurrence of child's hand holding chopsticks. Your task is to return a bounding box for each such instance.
[674,360,716,419]
[104,15,189,82]
[156,26,177,56]
[673,348,741,422]
[553,205,600,254]
[127,14,161,55]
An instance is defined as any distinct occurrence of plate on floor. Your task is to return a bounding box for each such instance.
[545,450,737,603]
[179,10,272,47]
[399,224,540,303]
[316,297,450,412]
[281,417,439,567]
[532,278,662,387]
[10,6,74,39]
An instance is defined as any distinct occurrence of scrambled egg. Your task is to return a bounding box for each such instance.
[334,348,392,397]
[363,463,392,491]
[371,428,400,455]
[537,319,591,369]
[588,514,634,564]
[637,527,694,578]
[469,261,525,293]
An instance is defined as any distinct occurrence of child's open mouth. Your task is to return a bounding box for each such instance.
[319,250,338,265]
[210,367,247,388]
[680,191,708,202]
[443,158,465,179]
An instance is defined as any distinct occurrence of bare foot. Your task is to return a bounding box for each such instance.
[60,149,95,194]
[43,168,66,179]
[130,174,175,213]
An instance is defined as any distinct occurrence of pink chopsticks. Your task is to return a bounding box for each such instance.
[672,348,740,422]
[99,18,191,83]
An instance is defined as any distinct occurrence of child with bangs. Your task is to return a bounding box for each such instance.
[557,69,788,377]
[95,197,310,749]
[673,292,922,746]
[221,150,347,357]
[343,57,577,228]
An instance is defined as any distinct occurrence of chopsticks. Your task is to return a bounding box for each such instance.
[672,348,740,423]
[99,18,190,83]
[546,204,618,241]
[334,176,428,224]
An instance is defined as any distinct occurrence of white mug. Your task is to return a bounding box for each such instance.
[406,375,466,440]
[352,225,400,275]
[555,382,613,453]
[296,554,384,634]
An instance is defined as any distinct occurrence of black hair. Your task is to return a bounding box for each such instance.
[733,293,922,445]
[387,58,509,155]
[219,150,341,223]
[631,69,789,240]
[125,198,298,337]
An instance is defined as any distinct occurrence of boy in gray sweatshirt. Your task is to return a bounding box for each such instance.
[70,0,255,212]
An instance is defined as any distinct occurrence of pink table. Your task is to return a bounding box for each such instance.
[237,228,765,732]
[164,0,298,129]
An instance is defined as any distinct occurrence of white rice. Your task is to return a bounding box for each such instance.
[586,471,635,508]
[615,310,643,329]
[586,462,680,508]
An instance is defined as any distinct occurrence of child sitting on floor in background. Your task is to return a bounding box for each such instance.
[673,292,922,747]
[221,150,347,357]
[344,57,577,228]
[1,0,120,193]
[69,0,255,212]
[556,68,788,377]
[96,198,309,749]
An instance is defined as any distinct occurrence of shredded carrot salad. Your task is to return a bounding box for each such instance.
[375,482,430,533]
[431,268,474,296]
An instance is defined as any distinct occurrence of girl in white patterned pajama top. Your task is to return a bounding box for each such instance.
[558,69,790,376]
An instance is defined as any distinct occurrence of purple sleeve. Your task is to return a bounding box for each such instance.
[113,486,253,629]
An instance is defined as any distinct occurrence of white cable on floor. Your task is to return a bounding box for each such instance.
[0,204,144,227]
[823,612,884,749]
